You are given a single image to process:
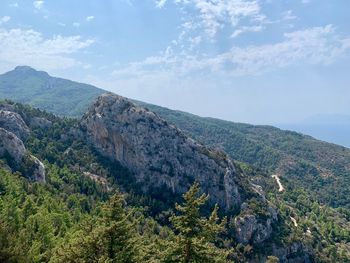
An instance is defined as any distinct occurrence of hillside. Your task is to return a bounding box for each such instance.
[138,102,350,209]
[0,99,349,262]
[0,66,104,117]
[1,66,350,209]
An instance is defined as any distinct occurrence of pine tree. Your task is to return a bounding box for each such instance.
[52,193,141,262]
[165,182,229,263]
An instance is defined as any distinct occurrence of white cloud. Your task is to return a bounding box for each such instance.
[231,25,263,38]
[9,3,19,8]
[73,22,80,28]
[175,0,263,38]
[155,0,167,8]
[33,1,44,10]
[0,27,94,70]
[0,16,11,25]
[282,10,297,21]
[110,25,350,79]
[86,16,95,22]
[210,25,350,76]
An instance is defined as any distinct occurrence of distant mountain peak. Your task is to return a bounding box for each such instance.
[9,66,49,77]
[14,65,37,72]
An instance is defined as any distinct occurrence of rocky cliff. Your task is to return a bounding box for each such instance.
[0,110,30,139]
[81,93,250,211]
[0,104,45,182]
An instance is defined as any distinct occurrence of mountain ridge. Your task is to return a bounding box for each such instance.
[1,66,350,209]
[0,94,349,262]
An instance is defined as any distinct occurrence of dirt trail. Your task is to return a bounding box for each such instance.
[290,216,298,227]
[272,174,285,192]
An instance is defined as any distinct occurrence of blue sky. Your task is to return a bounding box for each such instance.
[0,0,349,124]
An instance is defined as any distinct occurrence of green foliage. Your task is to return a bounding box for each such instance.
[165,182,230,262]
[1,66,350,209]
[51,193,142,262]
[140,102,350,209]
[0,98,349,262]
[0,66,104,117]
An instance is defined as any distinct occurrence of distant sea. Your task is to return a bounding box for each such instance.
[277,123,350,149]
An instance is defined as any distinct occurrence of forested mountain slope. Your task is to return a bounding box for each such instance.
[1,66,349,209]
[0,66,104,117]
[0,99,349,262]
[136,103,350,209]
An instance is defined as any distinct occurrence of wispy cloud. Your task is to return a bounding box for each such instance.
[175,0,263,38]
[231,25,262,38]
[111,25,350,79]
[33,1,44,10]
[155,0,167,8]
[9,3,19,8]
[0,16,11,25]
[282,10,298,21]
[86,16,95,22]
[73,22,80,28]
[0,27,94,70]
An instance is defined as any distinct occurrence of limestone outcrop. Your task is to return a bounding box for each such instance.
[0,110,30,139]
[0,118,45,182]
[81,93,246,211]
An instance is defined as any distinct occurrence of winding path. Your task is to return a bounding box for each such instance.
[272,174,285,192]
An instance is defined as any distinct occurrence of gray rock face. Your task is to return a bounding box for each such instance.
[29,155,46,182]
[0,127,26,164]
[0,103,16,112]
[81,93,244,211]
[271,242,313,263]
[0,110,30,139]
[0,127,45,182]
[235,214,273,245]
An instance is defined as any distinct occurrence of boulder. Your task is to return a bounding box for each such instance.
[0,127,26,164]
[0,110,30,139]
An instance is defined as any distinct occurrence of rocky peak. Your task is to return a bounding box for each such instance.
[81,93,250,211]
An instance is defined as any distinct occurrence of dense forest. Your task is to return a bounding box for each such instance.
[0,101,349,262]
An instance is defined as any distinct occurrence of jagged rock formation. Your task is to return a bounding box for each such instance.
[0,110,30,139]
[235,214,273,245]
[0,127,45,182]
[81,93,248,211]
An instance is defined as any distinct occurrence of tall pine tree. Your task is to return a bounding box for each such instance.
[165,182,230,263]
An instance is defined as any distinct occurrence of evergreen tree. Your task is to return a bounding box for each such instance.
[165,182,229,263]
[52,193,141,263]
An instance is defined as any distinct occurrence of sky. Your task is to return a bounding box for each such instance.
[0,0,349,125]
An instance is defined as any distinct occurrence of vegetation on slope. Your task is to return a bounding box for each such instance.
[0,101,349,262]
[139,102,350,209]
[0,66,104,117]
[1,66,349,209]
